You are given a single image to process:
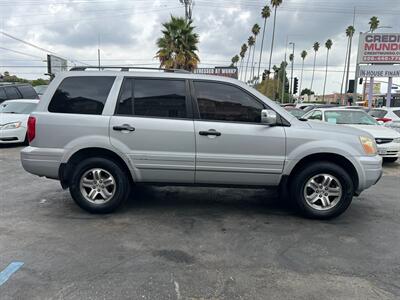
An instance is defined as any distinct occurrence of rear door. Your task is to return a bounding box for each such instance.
[110,78,196,183]
[191,80,286,186]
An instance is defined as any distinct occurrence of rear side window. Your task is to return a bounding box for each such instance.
[394,110,400,117]
[369,109,387,118]
[48,76,115,115]
[308,110,322,120]
[193,81,264,123]
[116,79,187,118]
[0,88,6,101]
[4,86,20,99]
[18,85,38,99]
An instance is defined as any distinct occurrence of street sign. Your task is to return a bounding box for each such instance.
[357,33,400,64]
[358,65,400,77]
[47,54,68,76]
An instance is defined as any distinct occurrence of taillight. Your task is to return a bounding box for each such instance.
[377,117,392,123]
[27,116,36,143]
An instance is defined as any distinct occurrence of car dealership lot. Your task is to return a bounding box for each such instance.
[1,145,399,299]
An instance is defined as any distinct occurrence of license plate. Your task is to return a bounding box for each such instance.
[378,149,387,155]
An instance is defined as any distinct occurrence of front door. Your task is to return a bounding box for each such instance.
[110,78,196,183]
[192,81,286,186]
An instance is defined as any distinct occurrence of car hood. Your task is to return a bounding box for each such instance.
[345,124,400,139]
[0,113,29,126]
[305,120,372,138]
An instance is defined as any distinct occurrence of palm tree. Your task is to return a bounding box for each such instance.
[239,43,248,80]
[231,55,239,67]
[310,42,320,91]
[250,24,261,80]
[299,50,307,97]
[369,16,379,32]
[322,39,333,101]
[156,16,199,71]
[267,0,283,76]
[244,36,255,83]
[257,5,271,80]
[344,26,355,99]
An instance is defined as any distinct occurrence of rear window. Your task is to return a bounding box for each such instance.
[369,109,387,118]
[48,76,115,115]
[4,86,20,99]
[0,101,37,114]
[18,85,38,99]
[0,88,6,101]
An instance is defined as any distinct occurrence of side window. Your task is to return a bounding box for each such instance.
[0,88,6,101]
[194,81,264,123]
[308,110,322,120]
[48,76,115,115]
[116,79,187,118]
[4,87,20,99]
[18,85,38,99]
[393,110,400,118]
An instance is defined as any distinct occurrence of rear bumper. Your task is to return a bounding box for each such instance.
[356,155,383,194]
[20,146,64,179]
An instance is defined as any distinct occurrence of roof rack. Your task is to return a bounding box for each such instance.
[69,66,191,73]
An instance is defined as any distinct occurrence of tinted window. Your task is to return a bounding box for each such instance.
[0,88,6,101]
[194,81,264,123]
[369,109,387,118]
[394,110,400,117]
[116,79,187,118]
[48,76,115,115]
[18,85,38,99]
[4,87,20,99]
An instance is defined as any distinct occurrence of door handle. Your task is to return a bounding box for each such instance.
[199,129,221,136]
[113,124,135,132]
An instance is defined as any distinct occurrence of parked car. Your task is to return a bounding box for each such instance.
[0,83,39,104]
[369,107,400,133]
[303,108,400,163]
[0,99,39,144]
[21,68,383,219]
[302,104,339,113]
[284,107,305,119]
[33,85,48,98]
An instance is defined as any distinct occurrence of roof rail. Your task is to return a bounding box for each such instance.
[69,66,191,73]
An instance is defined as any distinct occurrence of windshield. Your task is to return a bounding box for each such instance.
[324,110,379,125]
[368,109,387,118]
[287,109,305,118]
[0,101,37,114]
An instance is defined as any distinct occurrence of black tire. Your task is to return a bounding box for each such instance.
[290,161,354,219]
[69,157,131,214]
[383,157,398,163]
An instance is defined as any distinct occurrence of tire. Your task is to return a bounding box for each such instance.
[383,157,398,163]
[69,157,131,214]
[290,161,354,219]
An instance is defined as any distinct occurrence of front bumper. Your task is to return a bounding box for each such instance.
[377,142,400,158]
[20,146,64,179]
[0,127,26,143]
[356,155,383,194]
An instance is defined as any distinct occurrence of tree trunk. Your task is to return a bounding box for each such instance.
[244,46,252,83]
[345,35,353,95]
[268,6,277,75]
[310,51,317,91]
[299,58,305,98]
[257,17,267,80]
[322,50,330,102]
[340,37,350,103]
[251,38,257,82]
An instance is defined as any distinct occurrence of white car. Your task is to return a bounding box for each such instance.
[369,107,400,133]
[0,99,39,144]
[303,108,400,163]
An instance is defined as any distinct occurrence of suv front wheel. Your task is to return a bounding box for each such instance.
[69,157,131,213]
[290,162,354,219]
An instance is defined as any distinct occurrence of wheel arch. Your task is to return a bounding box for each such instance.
[59,147,135,189]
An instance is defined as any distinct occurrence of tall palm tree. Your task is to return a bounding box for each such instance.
[156,16,199,71]
[239,43,248,80]
[257,5,271,80]
[231,55,239,67]
[245,36,255,83]
[322,39,333,101]
[344,26,355,98]
[310,42,320,91]
[250,24,261,80]
[299,50,307,96]
[267,0,283,76]
[369,16,379,32]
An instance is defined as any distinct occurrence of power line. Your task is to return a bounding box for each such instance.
[0,46,44,59]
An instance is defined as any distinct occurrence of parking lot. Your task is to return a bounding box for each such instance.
[0,145,399,299]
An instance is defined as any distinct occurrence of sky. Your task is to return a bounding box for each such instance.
[0,0,400,95]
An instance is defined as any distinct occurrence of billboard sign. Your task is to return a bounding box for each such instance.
[47,54,68,76]
[357,33,400,64]
[358,65,400,77]
[365,82,381,95]
[194,66,238,79]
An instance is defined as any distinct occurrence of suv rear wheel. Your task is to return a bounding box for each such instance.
[290,162,354,219]
[69,157,130,213]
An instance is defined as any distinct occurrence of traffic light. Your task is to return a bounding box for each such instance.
[262,70,267,81]
[293,77,299,94]
[347,80,355,93]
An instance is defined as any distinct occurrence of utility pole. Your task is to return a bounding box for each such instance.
[97,33,101,70]
[281,36,289,103]
[289,42,295,100]
[179,0,193,21]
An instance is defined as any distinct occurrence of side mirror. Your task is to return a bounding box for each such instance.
[261,109,277,125]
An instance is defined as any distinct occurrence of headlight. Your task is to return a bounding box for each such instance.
[393,137,400,143]
[1,121,22,130]
[360,136,377,156]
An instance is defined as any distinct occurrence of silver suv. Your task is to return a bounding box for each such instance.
[21,68,382,219]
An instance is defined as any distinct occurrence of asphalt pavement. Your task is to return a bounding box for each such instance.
[0,145,399,299]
